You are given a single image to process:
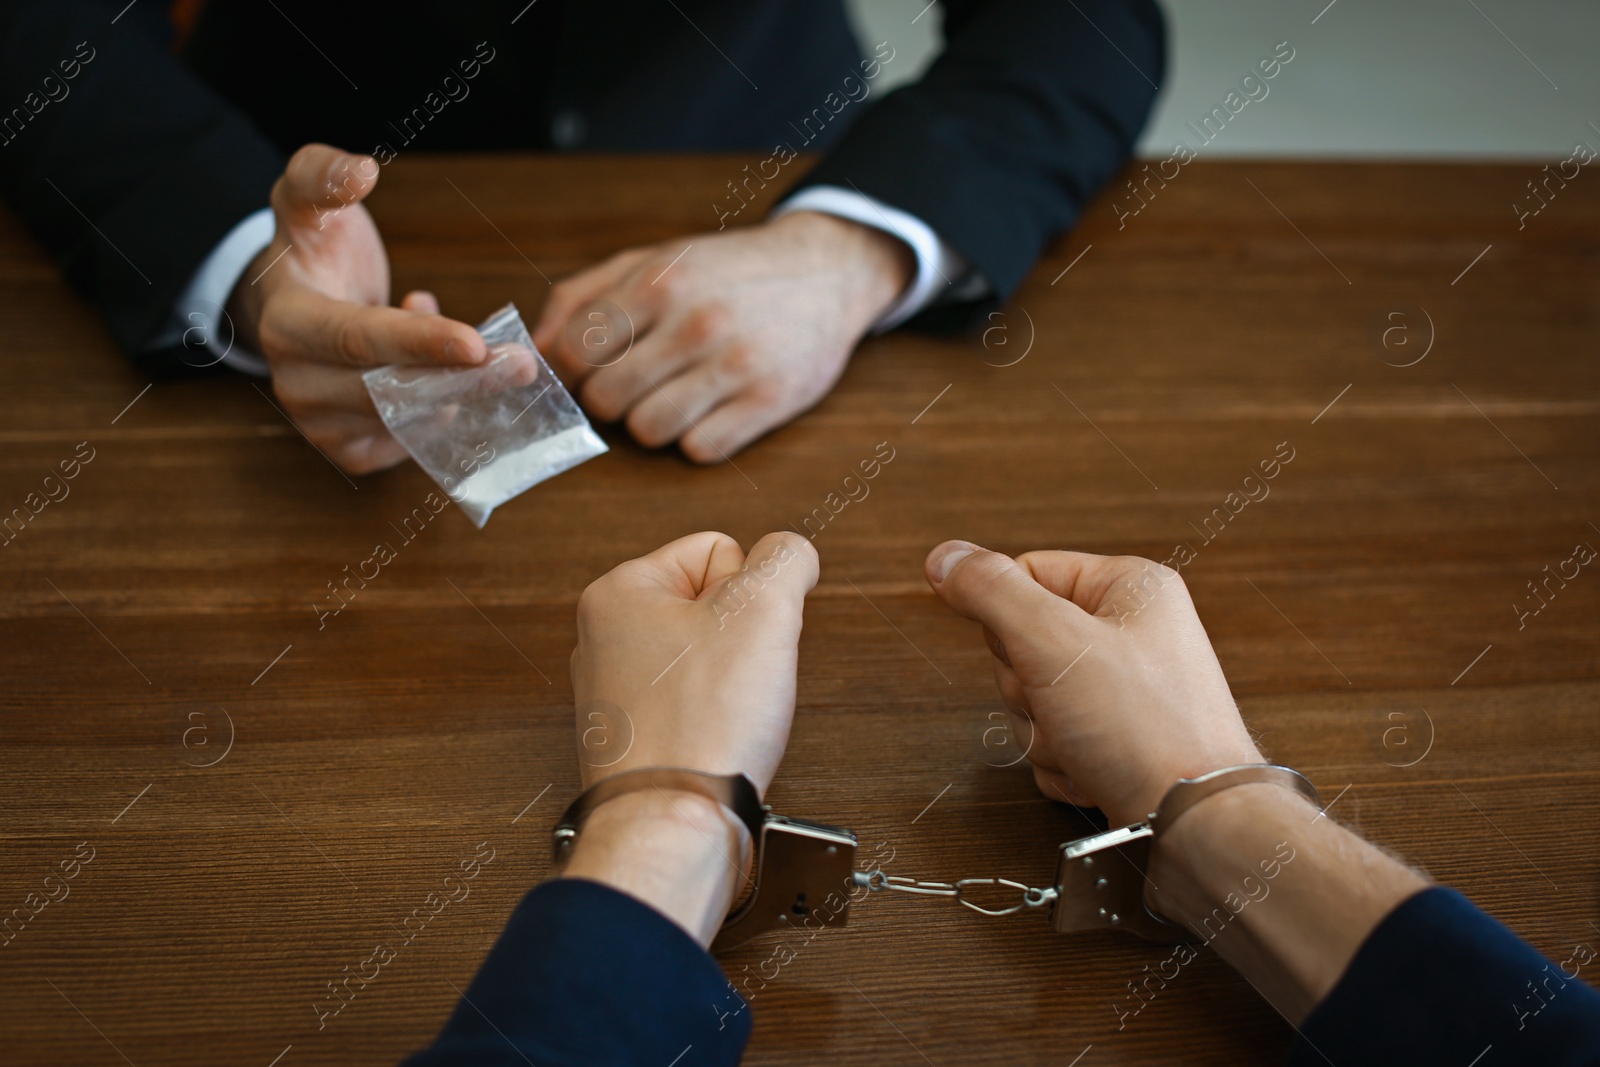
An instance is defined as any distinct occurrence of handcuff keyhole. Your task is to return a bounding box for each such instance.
[791,892,809,916]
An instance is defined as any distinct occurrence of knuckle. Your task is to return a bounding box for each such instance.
[268,176,291,217]
[650,265,685,302]
[280,148,312,189]
[1150,562,1183,585]
[677,304,726,347]
[337,449,380,476]
[308,428,349,462]
[548,279,579,312]
[680,433,721,465]
[745,383,786,416]
[624,406,671,449]
[962,551,1017,590]
[576,577,607,621]
[269,365,317,411]
[577,570,630,621]
[602,248,642,274]
[769,530,812,559]
[1108,557,1187,623]
[272,377,308,412]
[1123,555,1183,588]
[257,310,290,360]
[719,342,757,378]
[334,316,369,366]
[288,143,323,171]
[282,144,329,196]
[580,379,624,423]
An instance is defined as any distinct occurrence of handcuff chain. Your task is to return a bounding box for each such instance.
[851,869,1058,918]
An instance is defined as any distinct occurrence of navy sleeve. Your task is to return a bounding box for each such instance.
[401,878,750,1067]
[1291,887,1600,1067]
[0,1,282,375]
[793,0,1165,321]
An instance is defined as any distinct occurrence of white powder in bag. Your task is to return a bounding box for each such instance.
[453,424,607,524]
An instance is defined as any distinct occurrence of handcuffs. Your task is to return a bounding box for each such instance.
[552,764,1322,950]
[552,769,857,952]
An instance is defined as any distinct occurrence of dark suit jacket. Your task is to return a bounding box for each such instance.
[0,0,1164,374]
[397,881,1600,1066]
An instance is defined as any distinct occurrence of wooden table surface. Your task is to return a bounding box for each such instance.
[2,155,1597,1067]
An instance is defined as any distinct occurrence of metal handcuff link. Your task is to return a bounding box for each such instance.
[551,764,1322,951]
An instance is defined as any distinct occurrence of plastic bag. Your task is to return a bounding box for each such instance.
[363,303,607,527]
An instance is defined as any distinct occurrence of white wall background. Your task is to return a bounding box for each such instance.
[844,0,1600,158]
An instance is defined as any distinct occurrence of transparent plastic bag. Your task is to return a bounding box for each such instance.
[363,303,607,527]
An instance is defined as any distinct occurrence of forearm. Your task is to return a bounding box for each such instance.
[1146,782,1429,1022]
[402,870,751,1067]
[402,787,757,1066]
[561,788,751,948]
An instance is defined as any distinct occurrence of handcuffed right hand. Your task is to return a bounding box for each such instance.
[924,541,1264,828]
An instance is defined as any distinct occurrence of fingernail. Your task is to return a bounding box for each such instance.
[443,338,480,363]
[930,541,977,583]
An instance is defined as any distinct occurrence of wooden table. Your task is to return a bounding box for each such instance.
[2,156,1597,1067]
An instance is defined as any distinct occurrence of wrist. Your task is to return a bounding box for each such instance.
[560,787,752,948]
[1144,780,1427,1021]
[769,210,915,331]
[1118,739,1265,828]
[1144,782,1314,923]
[227,245,275,354]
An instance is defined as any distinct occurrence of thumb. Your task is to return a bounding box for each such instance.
[271,144,379,232]
[743,532,820,605]
[709,532,819,629]
[925,540,1088,675]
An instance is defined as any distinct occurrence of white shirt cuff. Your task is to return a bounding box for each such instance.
[772,186,988,332]
[146,207,275,375]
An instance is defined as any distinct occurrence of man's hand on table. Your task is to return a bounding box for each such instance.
[224,145,915,474]
[228,145,487,475]
[561,531,820,945]
[925,540,1427,1021]
[924,542,1264,828]
[533,211,915,463]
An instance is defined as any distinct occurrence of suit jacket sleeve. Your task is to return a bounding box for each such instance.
[1290,887,1600,1066]
[400,878,752,1067]
[0,1,283,375]
[793,0,1165,320]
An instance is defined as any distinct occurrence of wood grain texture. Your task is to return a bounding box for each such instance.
[1,155,1597,1067]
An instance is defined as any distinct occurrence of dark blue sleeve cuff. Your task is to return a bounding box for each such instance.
[1291,886,1600,1067]
[401,878,751,1067]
